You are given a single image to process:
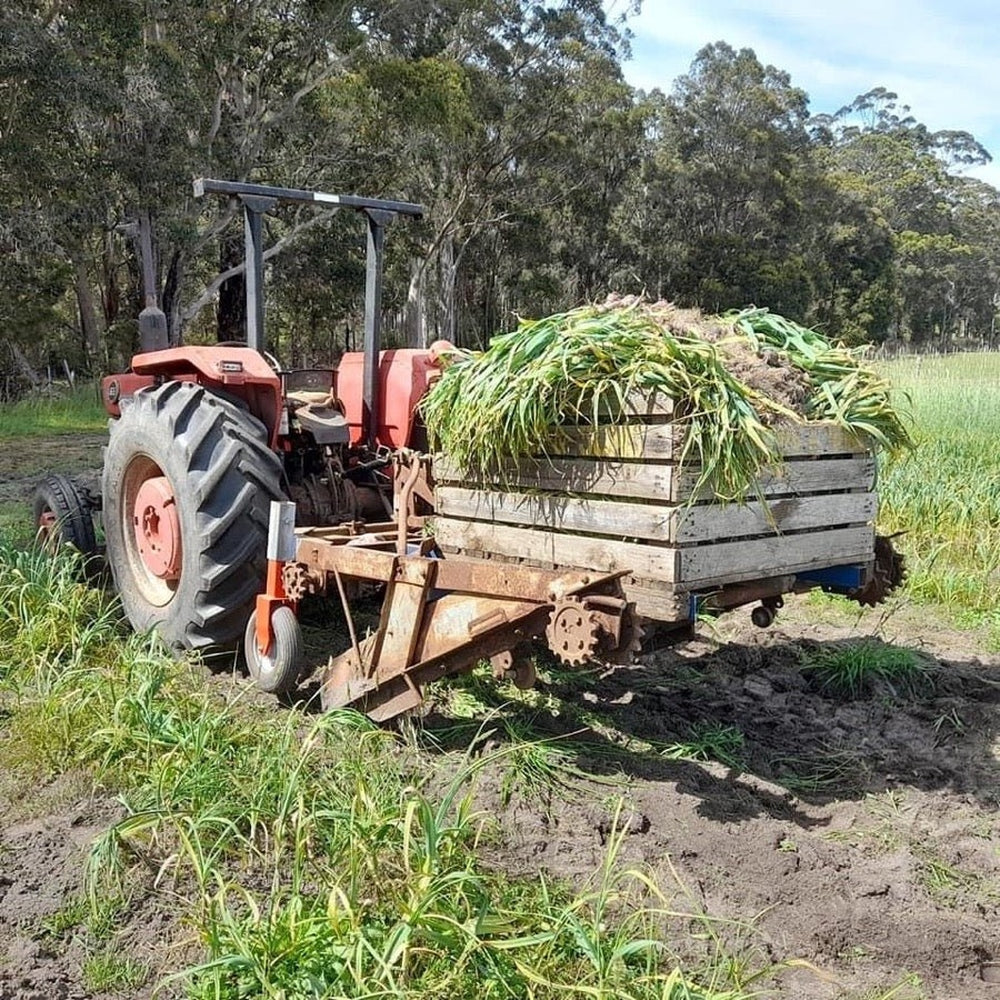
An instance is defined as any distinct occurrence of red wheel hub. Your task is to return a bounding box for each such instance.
[132,476,181,580]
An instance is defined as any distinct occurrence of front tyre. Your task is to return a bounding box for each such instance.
[102,381,285,652]
[33,474,99,574]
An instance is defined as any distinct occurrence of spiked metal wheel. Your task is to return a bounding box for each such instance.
[605,607,646,664]
[546,596,601,666]
[850,534,907,607]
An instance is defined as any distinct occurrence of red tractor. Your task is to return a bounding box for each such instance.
[84,181,436,655]
[35,179,902,721]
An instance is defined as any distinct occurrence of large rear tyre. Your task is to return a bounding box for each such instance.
[102,381,285,652]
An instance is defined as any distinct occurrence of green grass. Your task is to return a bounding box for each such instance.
[878,353,1000,640]
[657,723,746,770]
[0,539,784,1000]
[0,382,105,437]
[799,640,929,698]
[82,950,149,993]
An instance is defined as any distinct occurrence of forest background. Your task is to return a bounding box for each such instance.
[2,0,998,389]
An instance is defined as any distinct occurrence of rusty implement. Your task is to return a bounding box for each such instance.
[254,498,640,722]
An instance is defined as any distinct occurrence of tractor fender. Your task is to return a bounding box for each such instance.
[102,346,283,447]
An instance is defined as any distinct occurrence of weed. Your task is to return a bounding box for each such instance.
[496,719,579,809]
[769,747,869,796]
[841,972,925,999]
[658,723,746,770]
[800,640,929,698]
[913,845,999,909]
[823,790,910,855]
[39,896,87,938]
[81,950,148,993]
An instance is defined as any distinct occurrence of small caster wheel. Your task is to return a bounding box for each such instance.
[751,604,775,629]
[244,605,304,695]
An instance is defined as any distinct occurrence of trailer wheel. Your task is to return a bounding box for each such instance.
[102,381,284,652]
[33,474,98,569]
[244,606,303,695]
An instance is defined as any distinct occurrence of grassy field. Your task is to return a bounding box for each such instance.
[0,382,106,438]
[876,353,1000,642]
[0,543,785,1000]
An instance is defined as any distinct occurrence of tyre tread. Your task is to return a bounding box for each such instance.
[104,381,284,650]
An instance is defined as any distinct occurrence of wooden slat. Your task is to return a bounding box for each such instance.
[436,487,672,540]
[434,456,672,500]
[434,455,876,503]
[678,525,875,589]
[432,517,680,583]
[436,487,876,544]
[541,420,869,461]
[623,582,691,623]
[772,422,870,458]
[434,518,873,595]
[674,492,876,543]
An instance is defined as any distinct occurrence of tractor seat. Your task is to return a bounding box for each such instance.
[286,389,334,407]
[288,392,350,446]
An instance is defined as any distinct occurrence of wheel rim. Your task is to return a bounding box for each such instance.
[251,644,279,683]
[121,455,181,607]
[36,509,57,545]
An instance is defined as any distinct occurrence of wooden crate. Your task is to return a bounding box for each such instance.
[432,411,876,623]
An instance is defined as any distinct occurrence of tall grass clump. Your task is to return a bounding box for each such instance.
[799,640,929,698]
[0,538,789,999]
[423,301,910,502]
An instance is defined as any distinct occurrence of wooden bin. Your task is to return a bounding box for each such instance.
[431,395,876,622]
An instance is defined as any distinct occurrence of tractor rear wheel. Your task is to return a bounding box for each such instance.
[102,381,285,652]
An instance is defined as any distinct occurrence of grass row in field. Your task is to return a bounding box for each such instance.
[877,353,1000,643]
[0,539,791,1000]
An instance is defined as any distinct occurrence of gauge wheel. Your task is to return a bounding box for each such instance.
[244,605,304,695]
[102,380,284,652]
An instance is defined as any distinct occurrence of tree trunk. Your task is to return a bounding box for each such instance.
[438,235,458,344]
[74,261,102,363]
[405,260,427,348]
[100,229,121,329]
[217,232,245,342]
[163,250,184,346]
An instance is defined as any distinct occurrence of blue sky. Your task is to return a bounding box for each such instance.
[609,0,1000,190]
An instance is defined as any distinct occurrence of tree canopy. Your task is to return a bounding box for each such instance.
[1,3,997,389]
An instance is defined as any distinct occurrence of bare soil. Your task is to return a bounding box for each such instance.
[0,433,104,532]
[462,603,1000,999]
